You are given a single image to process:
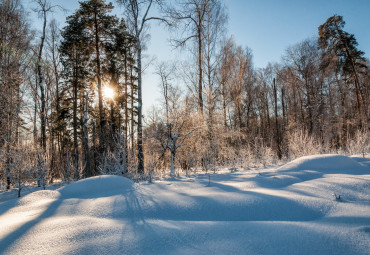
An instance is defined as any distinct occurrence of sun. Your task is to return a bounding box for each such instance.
[103,86,114,100]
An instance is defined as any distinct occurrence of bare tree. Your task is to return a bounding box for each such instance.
[0,0,31,189]
[168,0,223,115]
[117,0,168,174]
[218,37,236,128]
[155,62,175,123]
[33,0,58,151]
[153,122,197,177]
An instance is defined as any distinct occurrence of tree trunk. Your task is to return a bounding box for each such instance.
[92,121,97,176]
[273,78,282,159]
[170,151,175,177]
[38,10,47,151]
[93,10,105,150]
[130,67,135,154]
[136,36,144,174]
[83,93,92,177]
[73,54,79,180]
[222,85,227,128]
[197,25,203,115]
[123,48,128,172]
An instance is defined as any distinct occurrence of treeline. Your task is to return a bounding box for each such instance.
[0,0,369,194]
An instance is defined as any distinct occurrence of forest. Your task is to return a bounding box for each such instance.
[1,0,369,195]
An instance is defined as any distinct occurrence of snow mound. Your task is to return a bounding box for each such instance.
[277,154,367,174]
[17,190,60,206]
[59,175,134,198]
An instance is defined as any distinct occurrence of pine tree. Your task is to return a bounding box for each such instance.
[60,0,136,177]
[76,0,117,151]
[319,15,368,124]
[60,13,91,179]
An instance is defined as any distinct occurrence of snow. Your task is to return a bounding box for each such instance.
[0,154,369,255]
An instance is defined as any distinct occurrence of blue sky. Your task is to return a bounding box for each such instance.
[224,0,370,67]
[25,0,370,112]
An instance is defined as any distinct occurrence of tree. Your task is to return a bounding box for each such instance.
[218,37,235,128]
[60,13,91,179]
[283,38,322,137]
[60,0,135,178]
[47,19,63,182]
[318,15,368,124]
[0,0,31,189]
[202,0,227,170]
[168,0,224,115]
[33,0,60,152]
[150,73,197,177]
[155,62,175,123]
[77,0,118,150]
[153,122,196,177]
[117,0,167,174]
[230,46,255,131]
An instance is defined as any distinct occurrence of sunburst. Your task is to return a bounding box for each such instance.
[103,86,114,100]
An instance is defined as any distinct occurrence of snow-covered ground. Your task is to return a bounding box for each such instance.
[0,154,369,255]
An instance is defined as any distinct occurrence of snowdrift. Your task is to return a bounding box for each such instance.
[277,154,367,173]
[253,154,370,188]
[59,175,134,198]
[0,155,369,255]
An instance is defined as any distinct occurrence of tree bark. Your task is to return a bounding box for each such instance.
[84,93,92,177]
[197,24,203,115]
[72,54,79,180]
[136,37,144,174]
[38,7,47,151]
[273,78,282,159]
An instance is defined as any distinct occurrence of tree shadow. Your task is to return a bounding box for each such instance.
[0,198,63,253]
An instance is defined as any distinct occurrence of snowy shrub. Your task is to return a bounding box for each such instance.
[236,144,253,169]
[179,146,198,175]
[251,137,276,167]
[98,150,124,176]
[347,129,370,157]
[287,130,321,160]
[0,144,43,196]
[13,147,37,197]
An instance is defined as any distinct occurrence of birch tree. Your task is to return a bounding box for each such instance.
[33,0,59,151]
[168,0,215,115]
[117,0,167,174]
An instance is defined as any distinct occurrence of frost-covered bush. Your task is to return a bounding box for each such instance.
[36,150,49,190]
[0,144,45,197]
[347,129,370,157]
[252,137,277,167]
[98,150,124,176]
[287,130,321,160]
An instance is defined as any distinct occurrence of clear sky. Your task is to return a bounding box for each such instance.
[24,0,370,113]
